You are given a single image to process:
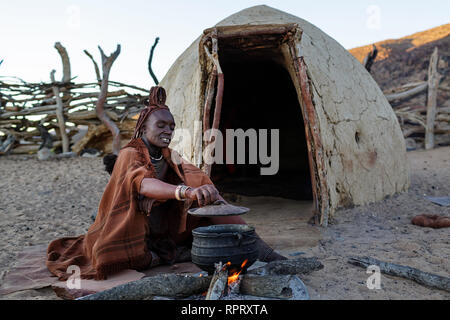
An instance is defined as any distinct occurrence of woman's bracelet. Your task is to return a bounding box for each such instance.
[175,185,192,201]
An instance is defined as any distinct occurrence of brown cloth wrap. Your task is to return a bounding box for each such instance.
[46,138,213,280]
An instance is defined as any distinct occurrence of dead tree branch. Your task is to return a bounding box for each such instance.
[50,70,70,153]
[83,50,101,82]
[363,44,378,73]
[97,44,121,155]
[148,37,160,85]
[54,42,71,83]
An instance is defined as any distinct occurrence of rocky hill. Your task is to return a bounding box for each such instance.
[349,23,449,103]
[349,24,450,148]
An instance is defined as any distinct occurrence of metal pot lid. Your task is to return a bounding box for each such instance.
[187,200,250,217]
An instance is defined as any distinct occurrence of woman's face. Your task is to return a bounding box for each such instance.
[142,109,175,148]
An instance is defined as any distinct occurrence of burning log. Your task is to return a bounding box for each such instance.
[205,262,228,300]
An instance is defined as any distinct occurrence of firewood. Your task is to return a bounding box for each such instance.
[205,262,228,300]
[77,273,212,300]
[240,274,309,300]
[348,256,450,292]
[247,257,324,276]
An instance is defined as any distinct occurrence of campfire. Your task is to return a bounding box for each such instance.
[227,259,248,286]
[77,257,322,300]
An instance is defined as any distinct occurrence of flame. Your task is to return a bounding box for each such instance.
[227,259,248,286]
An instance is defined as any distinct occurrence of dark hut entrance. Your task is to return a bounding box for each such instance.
[202,25,313,202]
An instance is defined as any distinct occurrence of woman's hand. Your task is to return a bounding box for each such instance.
[185,184,221,207]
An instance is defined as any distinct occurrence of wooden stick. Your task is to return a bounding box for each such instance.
[348,256,450,292]
[205,262,228,300]
[363,44,378,73]
[202,66,217,134]
[83,50,101,82]
[148,37,160,85]
[425,47,441,150]
[50,70,70,153]
[203,33,224,177]
[385,83,428,102]
[54,42,71,83]
[96,44,121,155]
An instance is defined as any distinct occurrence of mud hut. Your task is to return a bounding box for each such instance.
[158,5,410,226]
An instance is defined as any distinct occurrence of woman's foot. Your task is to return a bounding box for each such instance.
[254,234,288,262]
[149,250,161,267]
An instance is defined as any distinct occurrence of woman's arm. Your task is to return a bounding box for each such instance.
[140,178,221,206]
[140,178,178,200]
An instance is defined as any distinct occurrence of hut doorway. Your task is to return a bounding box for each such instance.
[211,58,313,201]
[202,26,313,202]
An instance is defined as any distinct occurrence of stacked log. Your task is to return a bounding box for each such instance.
[0,77,147,154]
[384,47,449,149]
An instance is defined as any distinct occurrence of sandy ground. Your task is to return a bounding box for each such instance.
[0,146,449,300]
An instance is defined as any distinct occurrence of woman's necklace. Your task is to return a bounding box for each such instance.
[142,136,163,161]
[150,153,163,161]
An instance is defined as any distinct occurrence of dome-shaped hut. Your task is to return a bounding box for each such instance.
[159,5,410,226]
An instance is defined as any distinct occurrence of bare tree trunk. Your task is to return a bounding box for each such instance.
[425,47,441,150]
[50,70,69,153]
[96,45,121,155]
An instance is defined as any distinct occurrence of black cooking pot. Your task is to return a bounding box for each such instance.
[191,224,258,274]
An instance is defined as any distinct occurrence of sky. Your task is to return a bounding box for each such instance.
[1,0,449,90]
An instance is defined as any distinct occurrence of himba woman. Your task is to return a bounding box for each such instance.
[46,86,286,281]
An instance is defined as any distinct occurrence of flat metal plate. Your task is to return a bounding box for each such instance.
[188,200,250,217]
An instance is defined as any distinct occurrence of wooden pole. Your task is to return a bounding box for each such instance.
[96,45,121,155]
[425,47,441,150]
[202,31,224,177]
[50,70,70,153]
[54,42,71,83]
